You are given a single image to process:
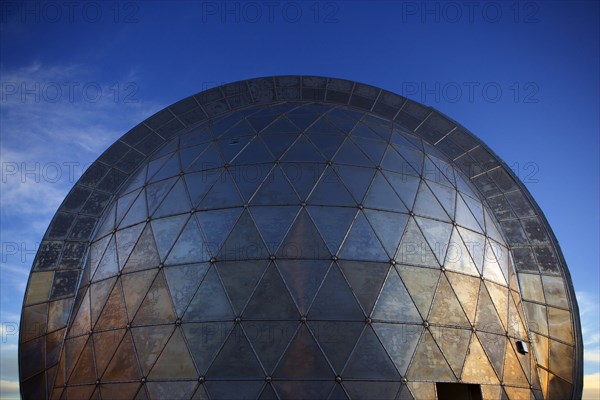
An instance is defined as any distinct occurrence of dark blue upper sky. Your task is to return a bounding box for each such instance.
[0,1,598,396]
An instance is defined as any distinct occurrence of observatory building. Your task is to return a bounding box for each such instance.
[19,77,582,400]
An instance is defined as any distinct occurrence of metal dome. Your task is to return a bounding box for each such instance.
[19,77,582,400]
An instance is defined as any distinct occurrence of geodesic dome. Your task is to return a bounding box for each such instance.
[20,77,582,400]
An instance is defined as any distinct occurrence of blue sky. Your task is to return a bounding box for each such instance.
[0,1,598,398]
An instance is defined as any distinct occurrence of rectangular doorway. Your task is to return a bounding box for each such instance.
[436,382,483,400]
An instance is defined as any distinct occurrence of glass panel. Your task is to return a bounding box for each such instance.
[218,210,268,261]
[217,260,269,315]
[446,272,481,324]
[423,156,452,187]
[503,340,529,386]
[547,306,573,343]
[180,142,210,169]
[309,263,364,321]
[483,240,508,286]
[477,332,506,378]
[90,277,117,326]
[261,132,298,160]
[116,223,145,270]
[485,281,509,331]
[363,172,408,213]
[244,320,298,374]
[334,165,376,203]
[308,321,363,373]
[475,284,505,334]
[518,273,545,303]
[396,218,439,268]
[508,295,528,339]
[444,228,480,276]
[374,323,422,376]
[308,167,356,206]
[149,152,181,183]
[277,209,330,260]
[413,180,451,222]
[333,138,373,167]
[429,326,471,377]
[383,172,421,211]
[282,163,325,201]
[547,372,573,398]
[541,275,569,308]
[307,206,357,255]
[93,329,126,376]
[397,265,440,319]
[415,217,452,266]
[261,116,299,134]
[287,110,320,130]
[183,321,234,375]
[273,381,334,400]
[100,383,141,400]
[69,337,96,384]
[251,166,300,206]
[339,212,388,262]
[146,177,177,216]
[406,330,454,381]
[206,325,264,378]
[365,210,409,258]
[69,290,91,337]
[352,137,387,165]
[102,332,141,381]
[455,194,484,233]
[205,381,263,400]
[232,136,274,165]
[131,324,175,375]
[345,381,401,399]
[96,202,116,238]
[277,260,330,315]
[188,143,224,172]
[274,324,332,379]
[372,269,421,323]
[123,224,160,273]
[165,217,210,265]
[92,281,127,330]
[308,133,344,160]
[151,214,189,261]
[427,181,456,218]
[132,271,176,325]
[93,235,118,281]
[148,328,197,379]
[524,301,548,336]
[183,266,233,322]
[153,178,192,218]
[461,335,499,384]
[47,299,70,333]
[428,275,470,327]
[339,260,389,315]
[146,154,171,181]
[24,271,54,305]
[184,170,219,207]
[121,269,158,320]
[146,381,198,400]
[351,122,382,141]
[197,208,242,255]
[198,170,243,210]
[243,264,299,320]
[281,135,325,163]
[343,326,400,380]
[164,263,211,317]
